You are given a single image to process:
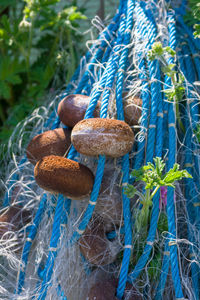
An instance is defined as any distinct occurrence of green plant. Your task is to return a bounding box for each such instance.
[0,0,87,145]
[185,0,200,38]
[194,123,200,143]
[148,42,185,132]
[125,157,192,281]
[125,157,192,235]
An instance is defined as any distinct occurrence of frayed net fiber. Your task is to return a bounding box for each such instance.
[1,0,200,299]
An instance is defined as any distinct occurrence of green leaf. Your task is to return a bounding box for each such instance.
[164,88,176,101]
[194,24,200,38]
[0,15,11,33]
[194,123,200,143]
[157,212,168,232]
[131,168,145,181]
[68,11,87,21]
[163,167,192,184]
[124,184,136,198]
[0,81,11,99]
[164,46,176,57]
[162,64,176,78]
[148,42,164,61]
[6,74,22,84]
[154,157,165,177]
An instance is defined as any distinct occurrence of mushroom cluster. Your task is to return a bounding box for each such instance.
[25,93,141,297]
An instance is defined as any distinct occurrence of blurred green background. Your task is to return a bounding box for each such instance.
[0,0,119,151]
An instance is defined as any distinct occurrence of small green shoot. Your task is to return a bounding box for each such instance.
[194,123,200,144]
[148,42,185,132]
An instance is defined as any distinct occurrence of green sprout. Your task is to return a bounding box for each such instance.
[125,157,192,235]
[194,123,200,143]
[148,42,185,132]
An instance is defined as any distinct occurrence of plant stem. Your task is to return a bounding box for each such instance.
[160,56,185,133]
[137,189,152,236]
[150,185,160,200]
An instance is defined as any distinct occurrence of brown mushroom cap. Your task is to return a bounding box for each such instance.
[71,118,134,157]
[34,155,94,199]
[26,128,71,165]
[57,94,100,128]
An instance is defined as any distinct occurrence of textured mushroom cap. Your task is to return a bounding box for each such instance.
[26,128,71,165]
[34,155,94,199]
[57,94,100,127]
[71,118,134,157]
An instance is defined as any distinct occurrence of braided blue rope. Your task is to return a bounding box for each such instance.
[17,193,48,293]
[127,0,162,285]
[100,1,128,119]
[177,16,200,51]
[177,31,200,300]
[177,34,200,226]
[110,0,135,298]
[69,155,105,245]
[37,194,68,300]
[184,129,200,300]
[75,2,124,94]
[68,0,129,247]
[136,1,161,164]
[132,15,150,169]
[165,11,184,299]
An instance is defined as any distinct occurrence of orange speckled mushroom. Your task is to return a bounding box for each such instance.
[57,94,100,128]
[26,128,71,165]
[34,155,94,199]
[71,118,134,157]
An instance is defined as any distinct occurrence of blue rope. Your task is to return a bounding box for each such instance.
[17,193,48,294]
[165,11,184,299]
[114,0,135,298]
[176,31,200,300]
[127,0,161,283]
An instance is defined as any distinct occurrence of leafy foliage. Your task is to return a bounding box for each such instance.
[0,0,87,145]
[128,157,192,191]
[185,0,200,38]
[124,157,192,242]
[148,42,186,132]
[147,42,176,61]
[125,158,191,282]
[194,123,200,144]
[148,42,185,103]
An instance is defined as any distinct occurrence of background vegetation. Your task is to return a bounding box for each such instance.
[186,0,200,38]
[0,0,87,146]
